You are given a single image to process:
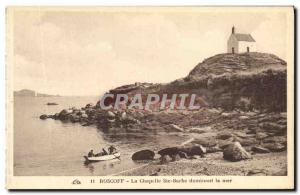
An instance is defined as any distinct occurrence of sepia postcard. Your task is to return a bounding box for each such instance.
[6,6,294,190]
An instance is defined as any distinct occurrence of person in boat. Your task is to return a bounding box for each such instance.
[102,148,108,155]
[94,148,108,157]
[108,145,117,154]
[87,149,94,157]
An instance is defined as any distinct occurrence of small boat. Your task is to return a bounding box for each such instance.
[46,102,58,106]
[84,152,121,163]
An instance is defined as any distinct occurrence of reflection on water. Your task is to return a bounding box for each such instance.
[83,159,121,175]
[84,163,95,174]
[14,96,188,176]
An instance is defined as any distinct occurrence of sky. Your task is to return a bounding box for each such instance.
[10,7,290,96]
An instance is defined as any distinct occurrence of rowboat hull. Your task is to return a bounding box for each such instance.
[84,152,121,162]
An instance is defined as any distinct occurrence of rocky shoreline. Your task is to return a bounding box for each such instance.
[40,104,287,176]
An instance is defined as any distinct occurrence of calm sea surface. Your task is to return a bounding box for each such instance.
[14,96,188,176]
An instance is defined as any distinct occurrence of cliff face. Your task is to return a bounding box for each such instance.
[102,52,287,112]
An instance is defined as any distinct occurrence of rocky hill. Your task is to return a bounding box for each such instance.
[187,52,286,78]
[104,52,287,112]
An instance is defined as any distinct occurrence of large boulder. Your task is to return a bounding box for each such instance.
[53,113,59,120]
[223,142,252,162]
[85,103,94,108]
[178,151,189,158]
[158,147,180,157]
[160,155,172,164]
[132,149,155,161]
[233,131,248,138]
[120,112,127,120]
[39,114,48,120]
[179,145,206,157]
[81,113,88,118]
[75,112,81,116]
[85,108,96,116]
[107,111,115,118]
[58,109,70,120]
[69,114,80,123]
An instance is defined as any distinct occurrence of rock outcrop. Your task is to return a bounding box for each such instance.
[223,142,252,162]
[179,145,206,157]
[158,147,180,157]
[39,114,48,120]
[132,150,155,161]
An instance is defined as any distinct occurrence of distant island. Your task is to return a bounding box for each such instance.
[14,89,60,97]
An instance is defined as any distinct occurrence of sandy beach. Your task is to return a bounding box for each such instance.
[118,151,287,176]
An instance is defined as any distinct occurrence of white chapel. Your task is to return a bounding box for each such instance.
[227,26,256,54]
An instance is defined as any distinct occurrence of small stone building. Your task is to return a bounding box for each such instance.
[227,26,256,54]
